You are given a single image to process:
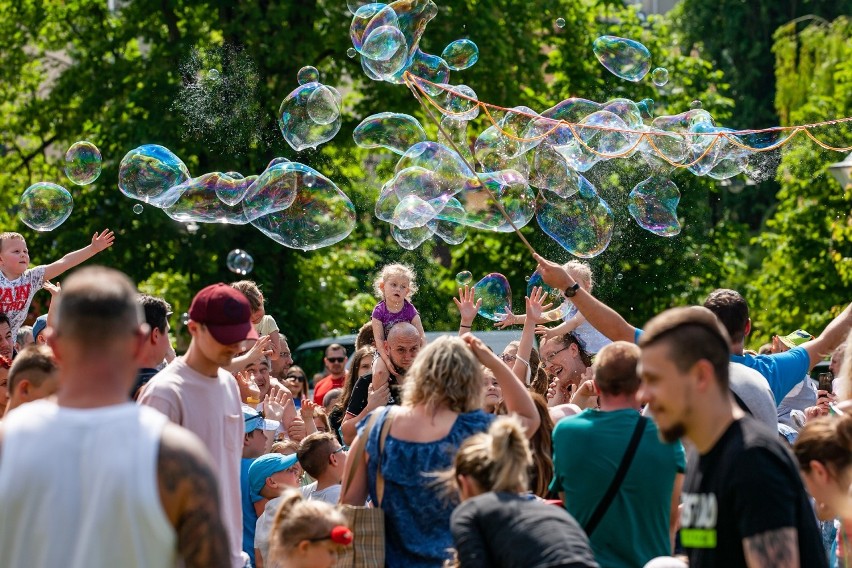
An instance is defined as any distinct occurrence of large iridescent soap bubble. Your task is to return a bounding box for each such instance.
[353,113,428,155]
[628,176,681,236]
[278,69,342,151]
[250,166,356,251]
[227,249,254,275]
[459,170,536,232]
[536,176,614,258]
[19,182,73,232]
[473,273,512,321]
[118,144,191,207]
[593,35,652,82]
[441,39,479,70]
[241,161,304,222]
[163,173,252,225]
[64,141,102,185]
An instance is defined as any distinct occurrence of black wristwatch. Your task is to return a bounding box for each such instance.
[564,282,580,297]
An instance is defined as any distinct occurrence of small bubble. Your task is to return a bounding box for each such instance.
[555,17,566,28]
[651,67,669,86]
[226,249,254,275]
[455,270,473,286]
[208,68,220,80]
[616,273,623,280]
[297,65,320,85]
[133,204,143,215]
[347,47,357,58]
[689,100,702,110]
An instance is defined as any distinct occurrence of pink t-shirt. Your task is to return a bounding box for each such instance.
[138,357,244,568]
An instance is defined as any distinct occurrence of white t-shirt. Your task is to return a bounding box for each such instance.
[0,265,46,340]
[138,357,245,568]
[301,481,342,504]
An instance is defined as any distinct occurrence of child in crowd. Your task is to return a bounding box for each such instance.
[14,326,33,352]
[248,453,302,517]
[232,280,282,360]
[296,432,346,504]
[282,365,309,409]
[369,263,426,388]
[259,489,352,568]
[5,345,57,414]
[499,260,611,354]
[0,229,114,340]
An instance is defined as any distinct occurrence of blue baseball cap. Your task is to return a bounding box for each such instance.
[248,453,298,502]
[243,405,279,434]
[32,315,48,342]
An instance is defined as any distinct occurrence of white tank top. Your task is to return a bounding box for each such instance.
[0,400,178,568]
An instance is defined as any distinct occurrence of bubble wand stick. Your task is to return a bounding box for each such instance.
[403,71,539,257]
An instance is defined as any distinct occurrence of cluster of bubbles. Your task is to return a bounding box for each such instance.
[278,67,344,152]
[346,4,788,257]
[347,0,479,94]
[18,140,105,232]
[117,144,356,251]
[227,249,254,275]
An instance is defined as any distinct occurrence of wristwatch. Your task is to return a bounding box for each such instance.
[564,282,580,297]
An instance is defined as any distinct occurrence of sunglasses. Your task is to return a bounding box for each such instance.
[285,375,306,381]
[499,353,517,363]
[326,357,346,363]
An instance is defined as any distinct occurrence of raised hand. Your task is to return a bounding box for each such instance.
[493,311,517,329]
[535,324,561,340]
[263,385,292,423]
[532,253,573,290]
[90,229,115,252]
[300,399,318,421]
[235,371,261,405]
[453,285,482,326]
[525,286,554,324]
[570,379,598,409]
[43,280,61,297]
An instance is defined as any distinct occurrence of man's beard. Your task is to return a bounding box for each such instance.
[659,421,686,444]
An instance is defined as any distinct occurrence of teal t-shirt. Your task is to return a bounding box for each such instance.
[551,408,686,568]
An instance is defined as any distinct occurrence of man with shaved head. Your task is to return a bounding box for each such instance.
[340,322,422,444]
[0,266,229,567]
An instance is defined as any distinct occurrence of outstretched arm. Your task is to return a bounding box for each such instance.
[43,229,115,281]
[534,253,637,343]
[157,423,231,568]
[801,301,852,370]
[512,287,552,384]
[453,286,481,336]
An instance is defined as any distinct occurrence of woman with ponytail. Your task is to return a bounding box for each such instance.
[443,416,599,568]
[265,489,352,568]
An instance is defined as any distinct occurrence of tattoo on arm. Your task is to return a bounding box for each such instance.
[158,427,231,568]
[743,527,800,568]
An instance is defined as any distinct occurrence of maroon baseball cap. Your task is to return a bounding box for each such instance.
[188,283,259,345]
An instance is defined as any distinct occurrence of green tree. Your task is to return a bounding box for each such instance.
[746,17,852,346]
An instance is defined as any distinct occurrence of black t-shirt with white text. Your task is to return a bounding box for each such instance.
[681,417,826,568]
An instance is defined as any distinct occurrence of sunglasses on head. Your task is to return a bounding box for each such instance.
[326,357,346,363]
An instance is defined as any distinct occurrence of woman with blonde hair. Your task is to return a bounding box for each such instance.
[265,489,352,568]
[341,334,540,567]
[443,416,598,568]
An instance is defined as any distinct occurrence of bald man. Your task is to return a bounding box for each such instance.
[340,322,422,445]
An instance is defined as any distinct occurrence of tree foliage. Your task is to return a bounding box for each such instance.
[0,0,780,347]
[746,17,852,346]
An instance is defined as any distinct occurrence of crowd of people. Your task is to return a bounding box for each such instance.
[0,229,850,568]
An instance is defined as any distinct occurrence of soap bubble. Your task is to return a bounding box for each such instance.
[133,204,143,215]
[441,39,479,71]
[347,47,357,58]
[306,85,341,125]
[64,141,102,185]
[350,4,400,55]
[555,17,566,28]
[278,80,343,152]
[628,176,681,236]
[460,170,536,232]
[250,165,356,251]
[690,100,702,110]
[207,68,220,80]
[441,84,480,121]
[346,0,373,15]
[593,35,652,82]
[118,144,191,207]
[241,162,302,222]
[616,273,624,280]
[19,182,74,232]
[297,66,320,85]
[353,112,428,155]
[536,177,614,258]
[163,173,252,225]
[455,270,473,286]
[227,249,254,275]
[651,67,669,86]
[407,49,451,95]
[473,273,512,322]
[526,270,563,311]
[362,25,407,62]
